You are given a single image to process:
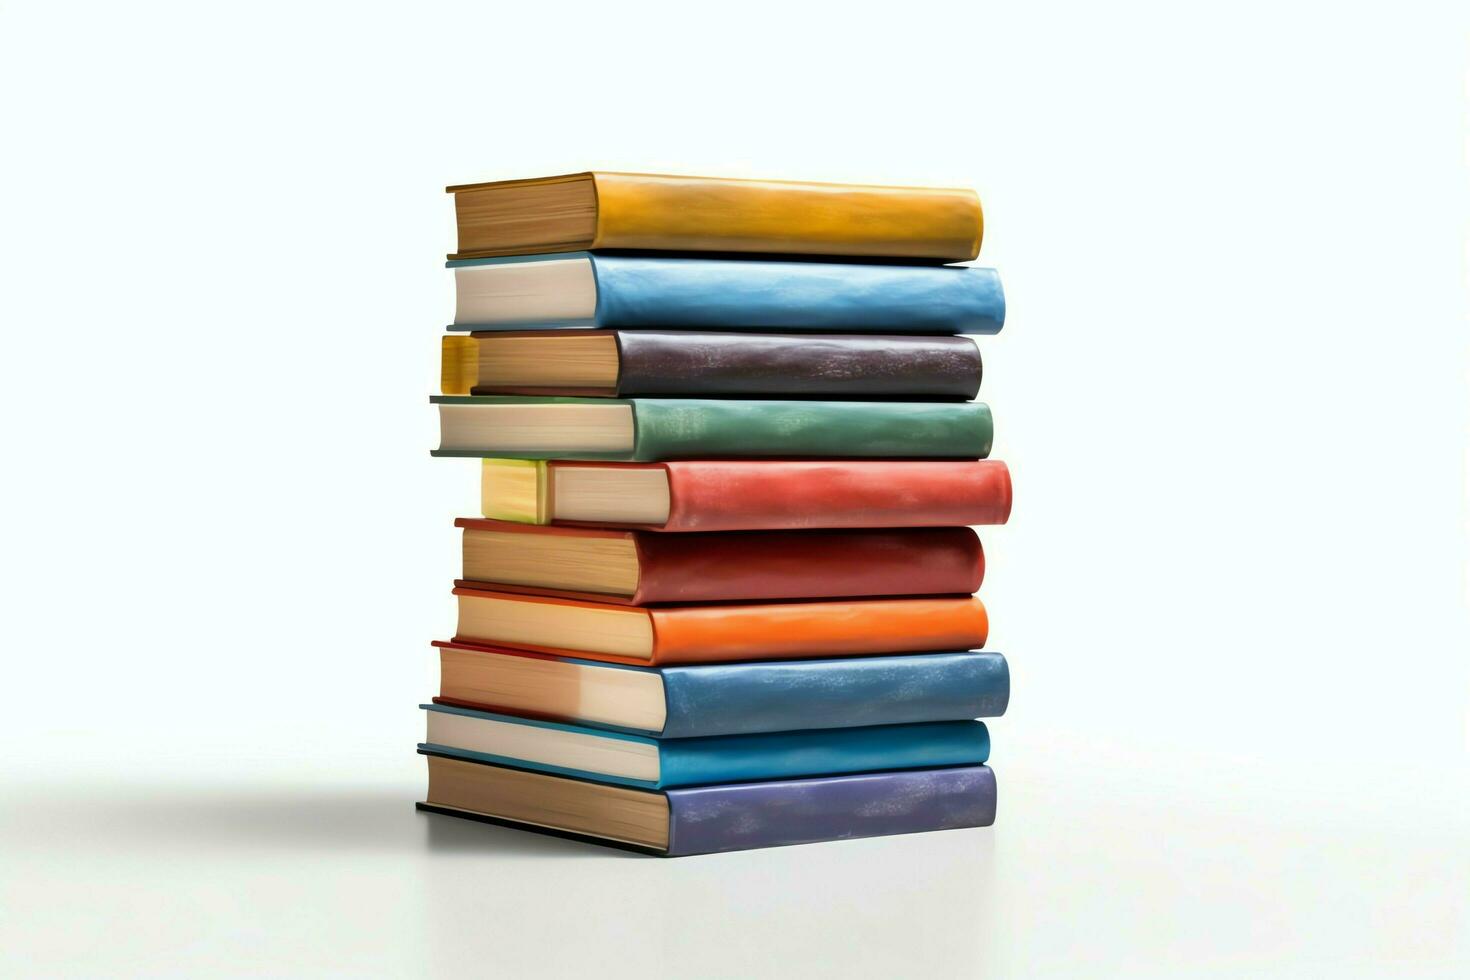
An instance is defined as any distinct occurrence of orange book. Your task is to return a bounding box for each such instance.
[446,172,983,261]
[453,587,989,666]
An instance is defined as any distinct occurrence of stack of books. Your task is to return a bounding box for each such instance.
[418,172,1011,856]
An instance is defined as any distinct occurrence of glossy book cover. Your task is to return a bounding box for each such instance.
[455,519,985,604]
[433,642,1011,737]
[482,459,1015,531]
[419,703,990,789]
[447,171,984,261]
[419,754,999,856]
[442,330,985,400]
[433,396,994,461]
[453,588,990,665]
[449,253,1004,333]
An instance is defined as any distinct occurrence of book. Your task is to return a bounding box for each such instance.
[455,519,983,604]
[481,458,1015,530]
[432,642,1010,737]
[448,254,1004,333]
[440,331,983,399]
[420,703,989,789]
[446,172,983,261]
[419,754,998,855]
[432,396,993,461]
[453,588,989,665]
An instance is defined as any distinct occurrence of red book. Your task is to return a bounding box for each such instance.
[456,519,983,604]
[481,458,1013,531]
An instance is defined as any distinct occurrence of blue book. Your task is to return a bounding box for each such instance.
[419,703,990,790]
[448,253,1004,334]
[435,643,1009,737]
[420,754,997,856]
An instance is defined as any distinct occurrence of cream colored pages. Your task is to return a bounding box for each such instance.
[552,466,671,525]
[440,646,667,733]
[437,403,634,453]
[453,257,597,325]
[426,710,659,782]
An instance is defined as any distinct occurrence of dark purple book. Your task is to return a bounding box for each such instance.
[418,751,996,856]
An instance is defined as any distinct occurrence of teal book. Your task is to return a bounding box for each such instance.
[419,703,990,789]
[431,395,993,461]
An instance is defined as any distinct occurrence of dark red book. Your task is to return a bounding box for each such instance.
[456,519,983,604]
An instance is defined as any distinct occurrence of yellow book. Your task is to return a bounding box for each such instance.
[440,335,480,395]
[479,458,548,524]
[446,172,982,262]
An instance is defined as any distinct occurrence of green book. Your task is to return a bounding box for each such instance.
[431,395,993,461]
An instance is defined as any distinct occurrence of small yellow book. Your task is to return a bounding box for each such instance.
[446,172,982,262]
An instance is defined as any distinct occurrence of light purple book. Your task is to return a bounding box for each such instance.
[418,751,996,856]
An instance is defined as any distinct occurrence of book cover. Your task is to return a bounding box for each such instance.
[455,519,984,604]
[484,459,1014,531]
[420,703,989,789]
[453,587,990,665]
[433,642,1011,737]
[433,396,994,461]
[447,172,983,261]
[418,755,998,856]
[449,254,1004,334]
[443,330,984,399]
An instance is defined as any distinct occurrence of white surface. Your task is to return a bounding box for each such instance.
[1,1,1468,976]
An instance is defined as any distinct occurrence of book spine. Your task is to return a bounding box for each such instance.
[658,652,1010,738]
[590,257,1004,334]
[658,460,1014,532]
[656,721,988,788]
[590,172,983,261]
[612,332,981,399]
[648,596,989,664]
[664,765,998,856]
[630,399,993,462]
[631,527,982,604]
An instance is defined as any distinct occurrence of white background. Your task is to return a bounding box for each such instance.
[2,1,1467,976]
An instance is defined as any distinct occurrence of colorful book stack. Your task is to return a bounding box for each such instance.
[419,172,1011,855]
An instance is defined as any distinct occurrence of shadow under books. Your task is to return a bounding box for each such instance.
[12,784,604,859]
